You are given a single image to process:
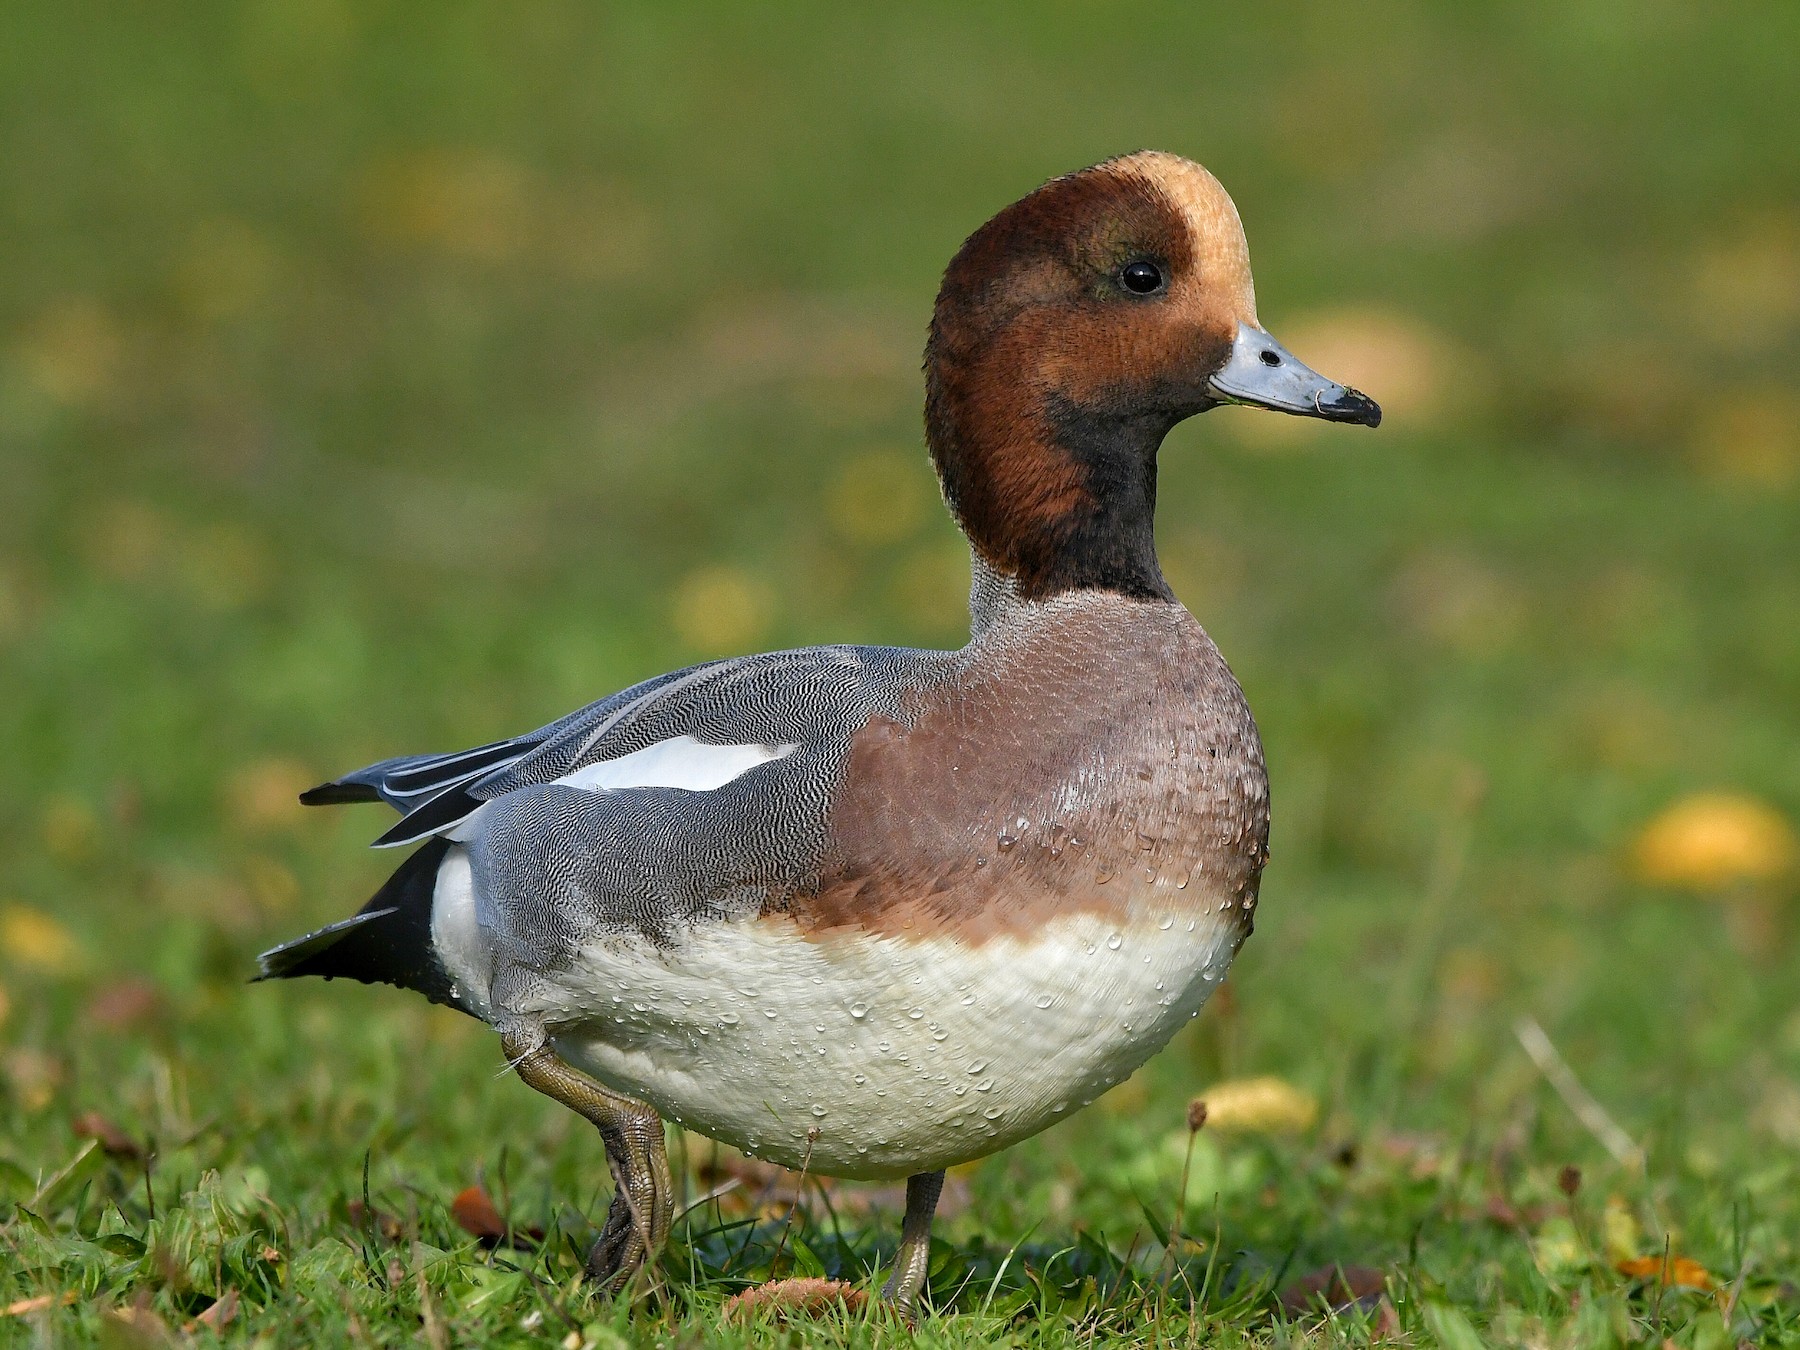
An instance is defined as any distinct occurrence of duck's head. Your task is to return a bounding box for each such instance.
[926,150,1380,603]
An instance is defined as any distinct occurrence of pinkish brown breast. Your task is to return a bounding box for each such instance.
[786,594,1270,944]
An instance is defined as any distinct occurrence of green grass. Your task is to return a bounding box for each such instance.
[3,2,1800,1344]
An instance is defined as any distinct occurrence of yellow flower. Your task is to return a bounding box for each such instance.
[1632,792,1798,891]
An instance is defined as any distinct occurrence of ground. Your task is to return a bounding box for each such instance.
[2,3,1799,1346]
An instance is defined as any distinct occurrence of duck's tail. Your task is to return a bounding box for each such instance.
[254,836,469,1013]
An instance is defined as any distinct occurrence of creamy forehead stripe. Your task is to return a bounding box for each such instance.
[1115,151,1257,322]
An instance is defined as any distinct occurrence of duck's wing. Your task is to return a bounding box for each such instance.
[302,645,935,851]
[267,643,941,995]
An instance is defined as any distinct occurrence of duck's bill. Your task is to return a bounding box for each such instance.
[1206,322,1381,427]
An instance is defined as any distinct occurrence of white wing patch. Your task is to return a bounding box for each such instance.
[555,735,797,793]
[437,736,796,843]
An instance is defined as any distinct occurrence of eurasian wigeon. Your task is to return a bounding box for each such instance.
[260,150,1379,1311]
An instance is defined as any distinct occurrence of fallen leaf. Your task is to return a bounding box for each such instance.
[1617,1255,1715,1291]
[1279,1264,1386,1315]
[188,1288,239,1332]
[451,1185,507,1244]
[72,1111,142,1159]
[1194,1076,1318,1133]
[721,1278,867,1321]
[4,1292,77,1316]
[1632,792,1798,890]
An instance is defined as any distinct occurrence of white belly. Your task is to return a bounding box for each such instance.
[522,899,1245,1179]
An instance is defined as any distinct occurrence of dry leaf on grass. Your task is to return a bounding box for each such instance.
[4,1292,77,1316]
[72,1110,143,1159]
[1194,1076,1318,1133]
[188,1288,239,1332]
[449,1183,544,1246]
[721,1278,867,1322]
[1617,1255,1716,1290]
[1632,792,1797,891]
[451,1185,507,1243]
[1279,1265,1387,1316]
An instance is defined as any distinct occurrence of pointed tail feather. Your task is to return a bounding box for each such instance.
[254,837,468,1013]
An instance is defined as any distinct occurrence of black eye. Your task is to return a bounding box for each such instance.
[1120,260,1163,295]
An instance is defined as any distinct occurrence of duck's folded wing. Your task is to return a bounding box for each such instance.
[303,645,934,850]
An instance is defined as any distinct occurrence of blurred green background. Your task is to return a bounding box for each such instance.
[2,1,1798,1341]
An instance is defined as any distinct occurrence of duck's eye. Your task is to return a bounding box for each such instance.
[1120,260,1164,295]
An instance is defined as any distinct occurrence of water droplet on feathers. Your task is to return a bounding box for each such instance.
[996,834,1017,852]
[1106,933,1122,950]
[720,1011,740,1025]
[1157,915,1173,930]
[1035,994,1054,1009]
[810,1104,827,1117]
[849,1001,868,1019]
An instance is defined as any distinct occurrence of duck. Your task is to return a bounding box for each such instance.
[258,150,1379,1312]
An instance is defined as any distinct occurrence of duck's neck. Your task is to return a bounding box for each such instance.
[927,360,1177,607]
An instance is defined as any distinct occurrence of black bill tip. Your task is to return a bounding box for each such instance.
[1317,387,1382,428]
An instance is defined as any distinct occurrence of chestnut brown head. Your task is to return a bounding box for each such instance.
[925,151,1378,602]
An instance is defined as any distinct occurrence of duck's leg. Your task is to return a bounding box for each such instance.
[500,1028,673,1292]
[881,1169,945,1312]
